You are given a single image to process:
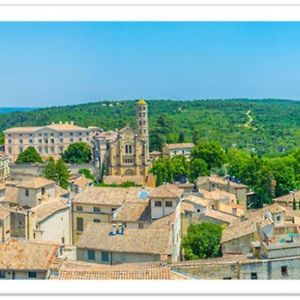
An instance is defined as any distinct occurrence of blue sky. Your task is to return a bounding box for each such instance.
[1,22,300,107]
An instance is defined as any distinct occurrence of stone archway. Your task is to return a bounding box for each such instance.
[124,169,135,176]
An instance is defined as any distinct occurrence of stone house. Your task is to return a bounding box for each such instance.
[162,143,194,159]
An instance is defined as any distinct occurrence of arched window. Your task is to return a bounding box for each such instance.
[125,144,132,154]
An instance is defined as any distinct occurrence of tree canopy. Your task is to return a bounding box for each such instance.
[43,157,71,189]
[15,146,43,164]
[62,142,91,164]
[182,222,223,260]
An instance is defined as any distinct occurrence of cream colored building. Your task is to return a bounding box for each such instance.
[72,186,146,243]
[28,198,71,245]
[162,143,194,159]
[4,122,92,162]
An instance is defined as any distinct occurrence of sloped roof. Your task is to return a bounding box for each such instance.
[103,175,144,186]
[73,187,146,206]
[164,143,194,150]
[70,175,93,189]
[17,177,54,189]
[113,200,151,223]
[50,260,188,280]
[0,238,58,271]
[204,209,238,224]
[29,198,68,223]
[273,191,300,204]
[76,223,172,256]
[149,184,183,199]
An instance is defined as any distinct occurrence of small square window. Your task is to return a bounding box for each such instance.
[276,216,281,222]
[87,250,95,260]
[281,266,288,276]
[165,201,173,207]
[93,219,101,223]
[93,207,101,213]
[76,206,83,211]
[28,272,37,278]
[251,272,257,280]
[155,201,162,207]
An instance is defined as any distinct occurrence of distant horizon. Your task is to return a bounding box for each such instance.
[1,22,300,106]
[1,97,300,109]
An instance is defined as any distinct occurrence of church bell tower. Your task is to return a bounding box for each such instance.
[136,99,149,157]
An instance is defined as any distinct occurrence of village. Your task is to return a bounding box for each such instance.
[0,99,300,280]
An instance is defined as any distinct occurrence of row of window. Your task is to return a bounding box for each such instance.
[7,132,89,138]
[87,249,109,262]
[8,137,88,145]
[154,200,173,208]
[76,217,101,231]
[0,271,36,279]
[76,206,102,213]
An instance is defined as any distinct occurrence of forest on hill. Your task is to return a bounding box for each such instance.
[0,99,300,154]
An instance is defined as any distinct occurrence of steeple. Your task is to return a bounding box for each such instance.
[136,99,149,157]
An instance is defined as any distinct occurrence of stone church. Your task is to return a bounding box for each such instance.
[92,99,152,179]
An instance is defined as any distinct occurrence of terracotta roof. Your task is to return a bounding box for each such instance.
[4,123,88,134]
[149,184,183,199]
[103,175,144,186]
[55,185,69,197]
[17,177,54,189]
[3,185,19,205]
[200,189,237,203]
[183,194,210,207]
[73,187,146,206]
[164,143,194,150]
[50,260,187,280]
[29,198,68,222]
[76,223,172,256]
[196,175,248,189]
[264,203,285,214]
[221,215,260,244]
[71,175,93,189]
[0,238,58,271]
[113,200,151,223]
[204,209,238,224]
[273,191,300,204]
[148,213,176,229]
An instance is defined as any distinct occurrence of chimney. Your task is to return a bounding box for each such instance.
[118,223,124,235]
[112,224,117,236]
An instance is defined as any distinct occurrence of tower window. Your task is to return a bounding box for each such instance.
[125,144,132,154]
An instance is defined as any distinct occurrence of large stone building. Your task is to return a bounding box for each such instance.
[93,99,152,178]
[4,122,93,163]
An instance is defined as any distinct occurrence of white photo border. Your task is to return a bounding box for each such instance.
[0,3,300,295]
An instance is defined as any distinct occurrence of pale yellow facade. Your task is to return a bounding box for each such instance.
[72,203,119,243]
[4,122,92,162]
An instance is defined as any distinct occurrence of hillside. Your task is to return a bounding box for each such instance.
[1,99,300,154]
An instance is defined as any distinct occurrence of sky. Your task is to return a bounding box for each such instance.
[1,22,300,107]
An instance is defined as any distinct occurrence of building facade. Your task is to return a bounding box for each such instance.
[92,99,152,178]
[0,155,10,182]
[4,122,92,163]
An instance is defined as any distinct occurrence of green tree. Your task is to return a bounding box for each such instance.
[293,195,297,210]
[16,146,43,164]
[192,141,226,170]
[156,167,163,186]
[78,168,95,181]
[182,222,223,260]
[43,157,70,189]
[188,158,209,182]
[62,142,91,164]
[56,159,71,189]
[178,131,185,143]
[43,157,57,181]
[192,130,200,144]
